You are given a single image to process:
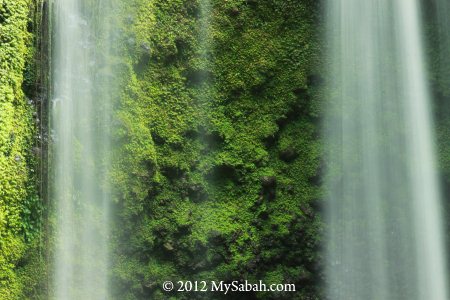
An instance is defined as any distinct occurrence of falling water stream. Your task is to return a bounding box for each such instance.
[50,0,114,298]
[325,1,448,299]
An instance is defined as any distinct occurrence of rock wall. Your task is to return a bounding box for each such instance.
[111,1,324,299]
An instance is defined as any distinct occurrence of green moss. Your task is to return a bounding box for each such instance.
[111,0,323,299]
[0,0,42,298]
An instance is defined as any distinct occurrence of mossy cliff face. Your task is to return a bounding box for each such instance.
[0,0,41,298]
[424,3,450,274]
[111,1,323,299]
[0,0,323,298]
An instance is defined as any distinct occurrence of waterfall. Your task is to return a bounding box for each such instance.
[50,0,114,298]
[325,1,448,299]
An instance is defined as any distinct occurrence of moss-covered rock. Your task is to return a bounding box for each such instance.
[0,0,42,298]
[111,1,324,299]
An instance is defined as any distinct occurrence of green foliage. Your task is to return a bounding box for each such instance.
[111,0,324,299]
[0,0,41,298]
